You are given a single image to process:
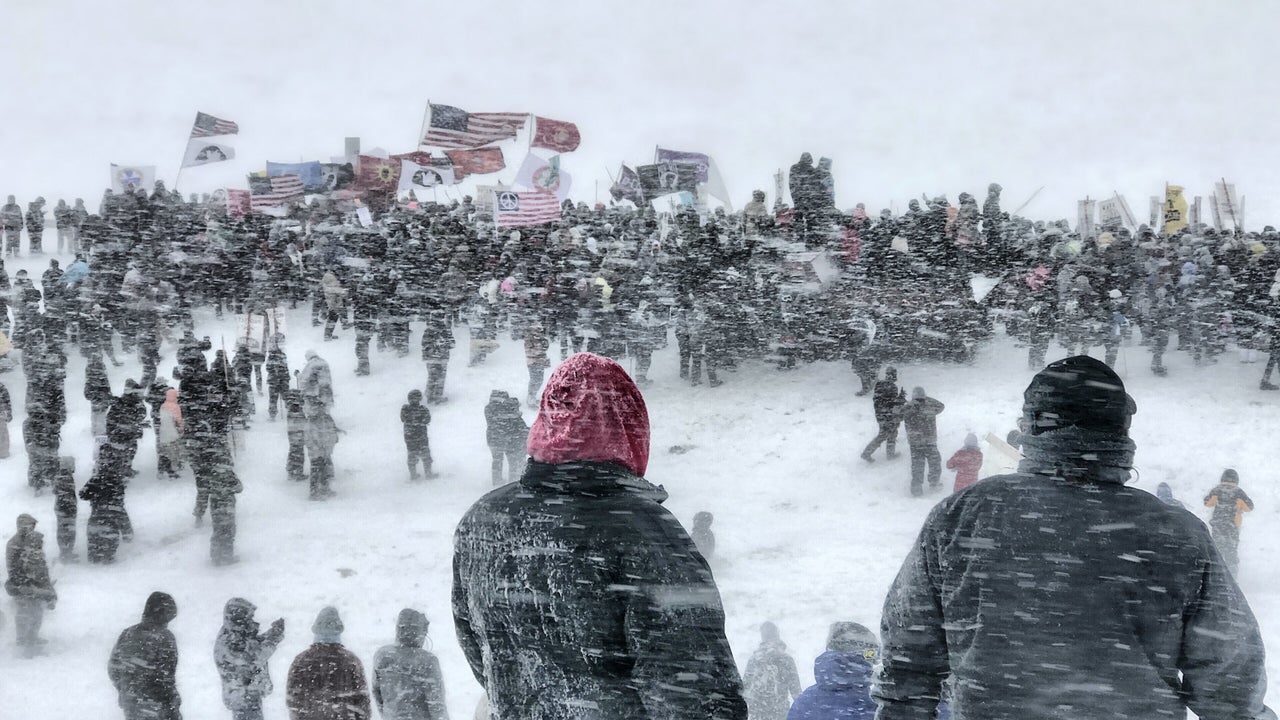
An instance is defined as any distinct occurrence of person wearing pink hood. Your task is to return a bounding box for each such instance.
[452,352,747,720]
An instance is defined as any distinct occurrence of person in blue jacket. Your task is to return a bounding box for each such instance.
[787,621,879,720]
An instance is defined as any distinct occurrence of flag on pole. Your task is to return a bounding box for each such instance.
[248,173,304,211]
[1214,180,1242,231]
[267,161,326,191]
[444,147,506,180]
[610,164,643,205]
[531,116,581,153]
[420,103,527,149]
[190,112,239,138]
[494,190,562,228]
[110,164,156,194]
[398,159,457,194]
[513,153,571,201]
[320,162,355,191]
[655,147,710,182]
[182,138,235,168]
[355,155,401,193]
[636,162,698,199]
[1163,184,1188,235]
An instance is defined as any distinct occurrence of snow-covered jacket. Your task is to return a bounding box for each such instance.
[158,389,183,444]
[298,353,333,408]
[306,412,339,459]
[742,640,801,720]
[372,614,448,720]
[945,448,983,493]
[215,598,283,710]
[786,651,876,720]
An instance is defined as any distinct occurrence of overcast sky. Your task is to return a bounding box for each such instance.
[3,0,1276,224]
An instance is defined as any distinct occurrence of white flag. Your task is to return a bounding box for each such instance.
[182,138,236,168]
[513,153,571,201]
[704,157,733,211]
[110,164,157,194]
[397,159,456,194]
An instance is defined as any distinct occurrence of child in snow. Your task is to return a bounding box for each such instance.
[1204,469,1255,574]
[400,389,433,481]
[285,390,307,483]
[52,455,78,560]
[788,622,880,720]
[692,511,716,560]
[157,388,183,479]
[946,433,983,493]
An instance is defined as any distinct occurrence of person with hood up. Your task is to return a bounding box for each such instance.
[305,406,339,500]
[285,390,307,483]
[372,608,448,720]
[1,195,21,256]
[401,390,433,481]
[741,621,801,720]
[1205,468,1255,575]
[157,388,184,479]
[874,355,1274,720]
[945,433,983,493]
[298,350,334,418]
[52,455,79,559]
[787,622,879,720]
[691,510,716,560]
[215,597,285,720]
[483,390,527,486]
[6,513,56,654]
[899,387,945,496]
[452,352,748,720]
[109,591,182,720]
[286,607,370,720]
[25,196,45,254]
[1156,481,1185,508]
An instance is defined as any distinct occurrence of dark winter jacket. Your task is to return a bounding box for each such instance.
[266,350,291,390]
[286,642,371,720]
[1205,482,1254,529]
[483,391,527,450]
[787,651,876,720]
[215,598,284,711]
[6,527,54,600]
[874,472,1272,720]
[84,355,113,408]
[106,391,147,446]
[372,614,448,720]
[742,640,801,720]
[109,592,181,719]
[401,402,431,445]
[899,397,944,445]
[453,460,747,720]
[871,380,904,423]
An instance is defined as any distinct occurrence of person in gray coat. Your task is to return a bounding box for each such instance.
[372,608,448,720]
[215,597,285,720]
[305,406,339,500]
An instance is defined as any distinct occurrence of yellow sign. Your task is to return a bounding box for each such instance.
[1164,184,1188,235]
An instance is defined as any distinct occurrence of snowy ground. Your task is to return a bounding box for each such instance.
[4,257,1280,718]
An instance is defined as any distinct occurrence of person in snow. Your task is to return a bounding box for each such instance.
[157,388,184,479]
[265,347,291,421]
[305,405,339,500]
[483,390,527,486]
[6,513,56,654]
[861,366,904,463]
[741,622,801,720]
[691,510,716,560]
[874,355,1274,720]
[945,433,982,493]
[401,390,433,481]
[524,319,551,408]
[372,608,449,720]
[452,352,747,720]
[1,195,22,256]
[285,390,307,483]
[787,622,879,720]
[0,378,10,459]
[52,455,78,560]
[1155,481,1185,509]
[286,607,371,720]
[899,387,945,496]
[297,350,334,418]
[109,591,182,720]
[80,452,131,564]
[1204,468,1255,575]
[103,378,147,479]
[215,597,285,720]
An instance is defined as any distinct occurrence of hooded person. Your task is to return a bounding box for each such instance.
[286,607,370,720]
[6,513,56,653]
[874,356,1274,720]
[452,352,748,720]
[741,621,801,720]
[945,432,983,493]
[787,622,879,720]
[297,350,334,417]
[215,597,285,720]
[372,608,448,720]
[109,591,181,720]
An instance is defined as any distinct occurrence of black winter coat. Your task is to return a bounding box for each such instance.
[484,393,527,450]
[452,461,747,720]
[106,394,146,445]
[109,600,181,718]
[871,380,904,423]
[900,397,944,445]
[401,402,430,445]
[875,472,1272,720]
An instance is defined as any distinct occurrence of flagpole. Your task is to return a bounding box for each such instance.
[418,101,432,149]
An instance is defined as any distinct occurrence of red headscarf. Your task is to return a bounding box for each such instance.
[527,353,650,476]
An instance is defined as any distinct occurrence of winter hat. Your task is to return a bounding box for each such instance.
[693,511,714,529]
[312,606,344,643]
[912,386,927,401]
[1156,482,1176,502]
[16,513,37,529]
[1022,355,1135,437]
[395,608,429,648]
[407,389,423,404]
[760,621,781,643]
[963,433,979,450]
[826,621,879,661]
[1222,469,1239,485]
[527,353,650,476]
[223,597,257,628]
[142,592,178,625]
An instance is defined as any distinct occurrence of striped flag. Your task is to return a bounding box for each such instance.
[494,190,562,229]
[248,173,304,211]
[191,111,239,138]
[420,103,527,149]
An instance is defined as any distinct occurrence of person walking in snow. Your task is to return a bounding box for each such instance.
[52,456,78,560]
[452,353,748,720]
[372,608,449,720]
[297,350,333,418]
[899,387,945,496]
[945,433,983,493]
[691,510,716,561]
[787,622,879,720]
[1204,469,1255,575]
[401,390,433,481]
[483,390,527,486]
[265,347,291,421]
[286,607,370,720]
[215,597,285,720]
[109,591,182,720]
[305,406,339,500]
[6,514,56,655]
[875,355,1273,720]
[861,366,904,463]
[742,621,801,720]
[285,390,307,483]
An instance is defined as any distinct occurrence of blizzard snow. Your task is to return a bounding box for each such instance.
[3,250,1279,718]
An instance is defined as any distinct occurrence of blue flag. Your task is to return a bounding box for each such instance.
[266,161,325,191]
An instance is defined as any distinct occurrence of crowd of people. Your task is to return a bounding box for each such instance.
[1,164,1277,719]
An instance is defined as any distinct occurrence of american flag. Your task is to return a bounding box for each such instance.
[420,104,527,149]
[248,174,304,211]
[191,111,239,138]
[494,190,562,229]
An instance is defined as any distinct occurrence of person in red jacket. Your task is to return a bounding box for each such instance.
[946,433,983,492]
[286,607,370,720]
